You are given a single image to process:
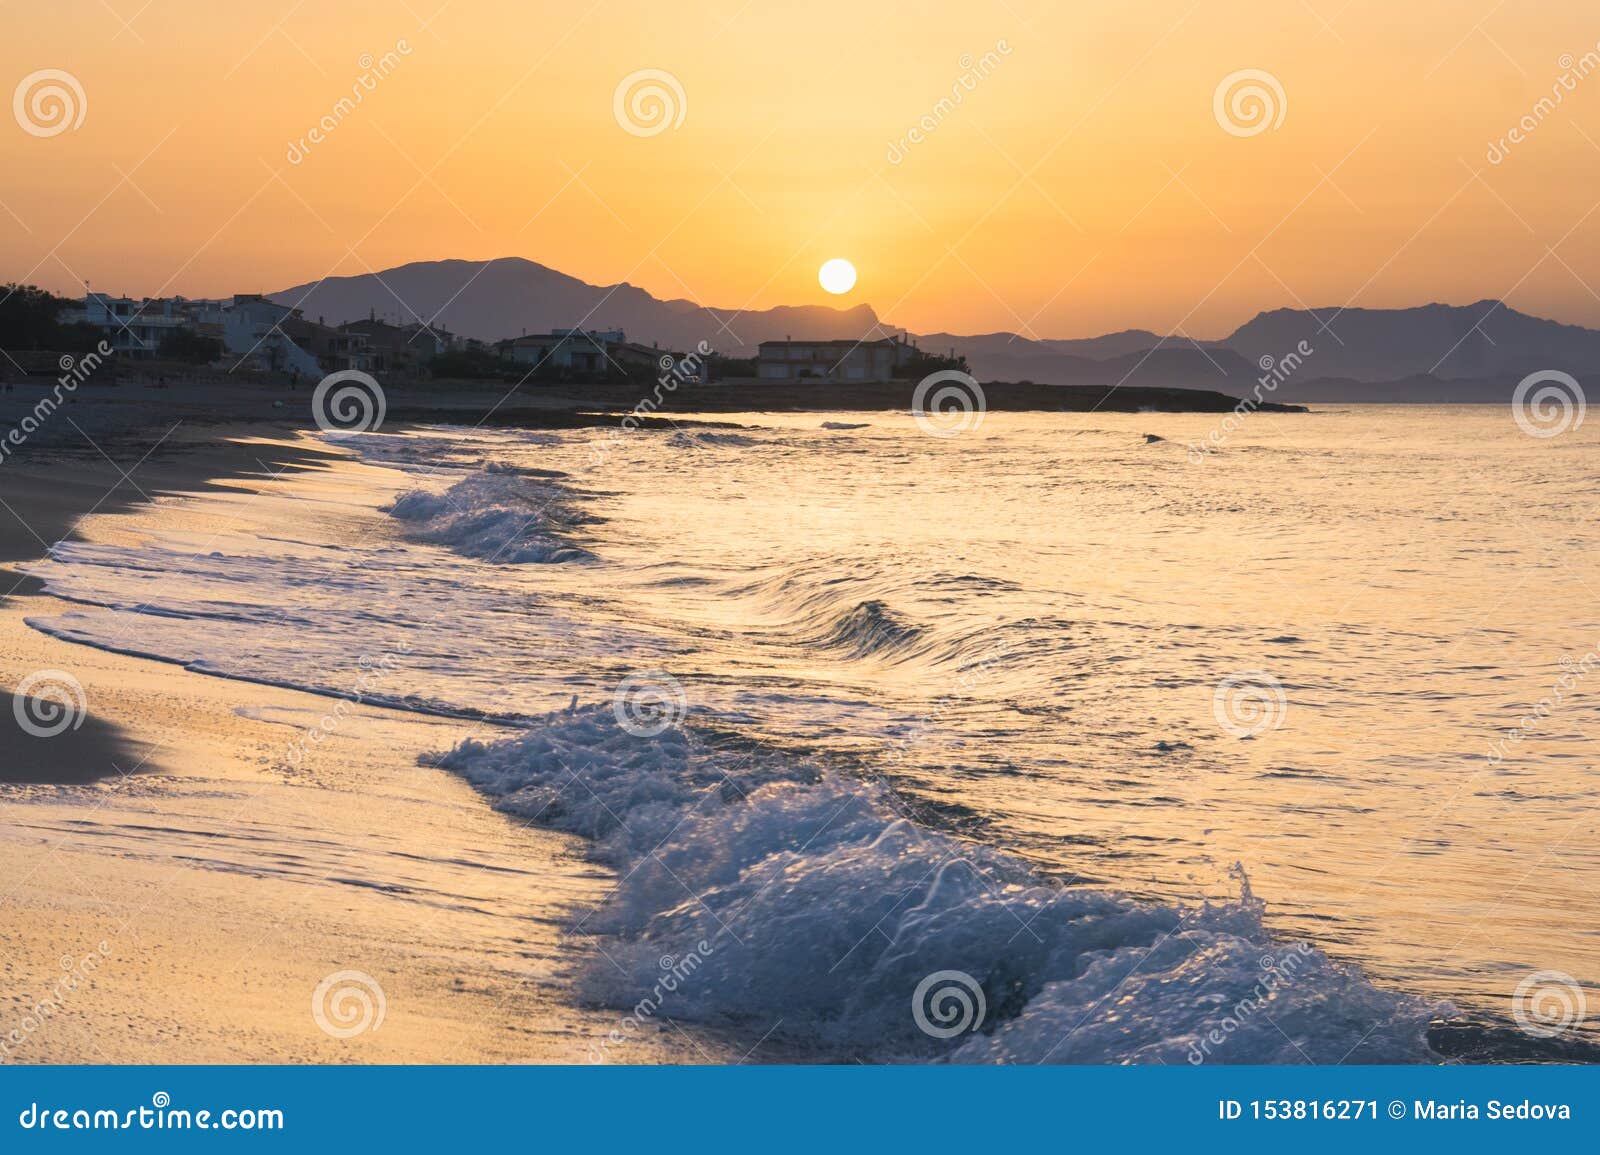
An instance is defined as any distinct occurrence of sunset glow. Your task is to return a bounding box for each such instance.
[7,0,1600,1099]
[2,2,1599,338]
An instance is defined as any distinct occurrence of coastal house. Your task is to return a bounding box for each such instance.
[280,315,373,372]
[337,315,446,376]
[755,335,911,382]
[58,291,462,377]
[499,328,626,374]
[608,337,683,371]
[60,292,192,359]
[221,295,321,378]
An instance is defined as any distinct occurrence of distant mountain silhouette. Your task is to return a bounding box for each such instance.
[270,257,885,355]
[1224,301,1600,383]
[268,258,1600,398]
[919,328,1167,362]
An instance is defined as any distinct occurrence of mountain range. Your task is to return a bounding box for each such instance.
[270,257,1600,401]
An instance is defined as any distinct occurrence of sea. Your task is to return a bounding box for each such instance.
[22,404,1600,1062]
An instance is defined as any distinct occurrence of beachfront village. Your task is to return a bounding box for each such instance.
[0,284,956,389]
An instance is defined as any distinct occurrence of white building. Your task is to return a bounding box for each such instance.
[755,336,910,382]
[219,296,321,377]
[61,293,189,358]
[61,292,323,376]
[501,328,627,374]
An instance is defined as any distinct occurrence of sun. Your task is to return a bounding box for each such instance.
[819,258,857,295]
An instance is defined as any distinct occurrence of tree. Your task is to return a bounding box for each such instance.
[708,355,755,379]
[898,347,971,380]
[158,327,223,363]
[0,283,100,351]
[430,347,515,380]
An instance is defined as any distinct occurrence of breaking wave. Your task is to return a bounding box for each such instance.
[668,430,763,450]
[435,705,1447,1064]
[387,467,596,564]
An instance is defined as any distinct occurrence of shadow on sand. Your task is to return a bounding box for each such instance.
[0,689,146,785]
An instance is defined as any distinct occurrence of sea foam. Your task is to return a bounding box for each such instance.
[436,705,1446,1063]
[387,467,595,564]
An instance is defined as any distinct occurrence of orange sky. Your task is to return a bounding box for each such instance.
[4,0,1600,339]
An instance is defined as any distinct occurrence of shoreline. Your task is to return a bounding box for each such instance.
[5,397,1584,1066]
[0,418,727,1063]
[0,375,1305,449]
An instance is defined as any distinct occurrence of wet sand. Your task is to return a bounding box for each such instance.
[0,427,338,789]
[0,414,722,1063]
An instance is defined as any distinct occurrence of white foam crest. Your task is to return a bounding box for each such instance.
[387,467,595,564]
[667,430,763,449]
[436,706,1446,1063]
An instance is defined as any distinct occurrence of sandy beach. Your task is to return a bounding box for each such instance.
[0,412,721,1064]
